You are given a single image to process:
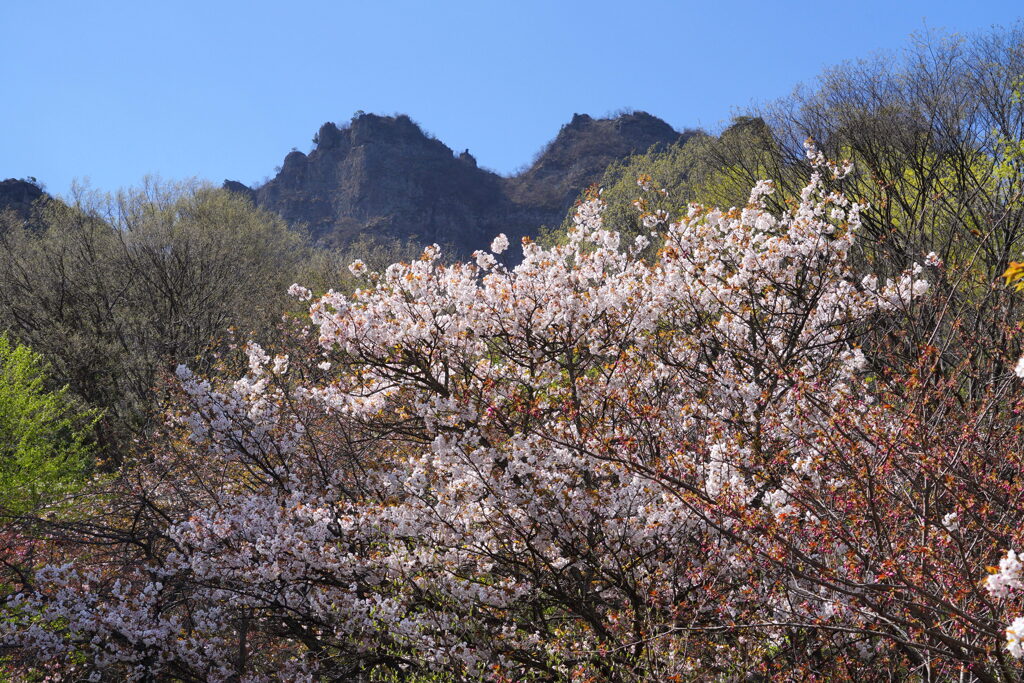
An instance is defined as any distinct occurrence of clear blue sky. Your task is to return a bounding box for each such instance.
[2,1,1021,198]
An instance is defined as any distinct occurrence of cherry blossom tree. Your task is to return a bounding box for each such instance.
[4,146,1022,681]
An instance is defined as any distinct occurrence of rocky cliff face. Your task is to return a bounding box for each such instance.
[226,112,691,255]
[0,178,47,226]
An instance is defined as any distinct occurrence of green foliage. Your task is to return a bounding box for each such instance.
[572,138,699,239]
[296,233,426,297]
[684,116,792,208]
[0,336,97,514]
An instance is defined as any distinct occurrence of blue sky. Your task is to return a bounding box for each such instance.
[2,1,1021,197]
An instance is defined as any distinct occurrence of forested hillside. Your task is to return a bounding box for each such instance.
[2,23,1024,682]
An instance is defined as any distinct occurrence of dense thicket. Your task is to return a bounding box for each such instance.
[0,183,420,463]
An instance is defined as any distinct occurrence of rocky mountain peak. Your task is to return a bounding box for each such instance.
[505,110,693,210]
[224,111,690,255]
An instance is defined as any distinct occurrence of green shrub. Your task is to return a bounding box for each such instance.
[0,335,98,514]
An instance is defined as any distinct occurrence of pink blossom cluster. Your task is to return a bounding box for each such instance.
[3,149,961,680]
